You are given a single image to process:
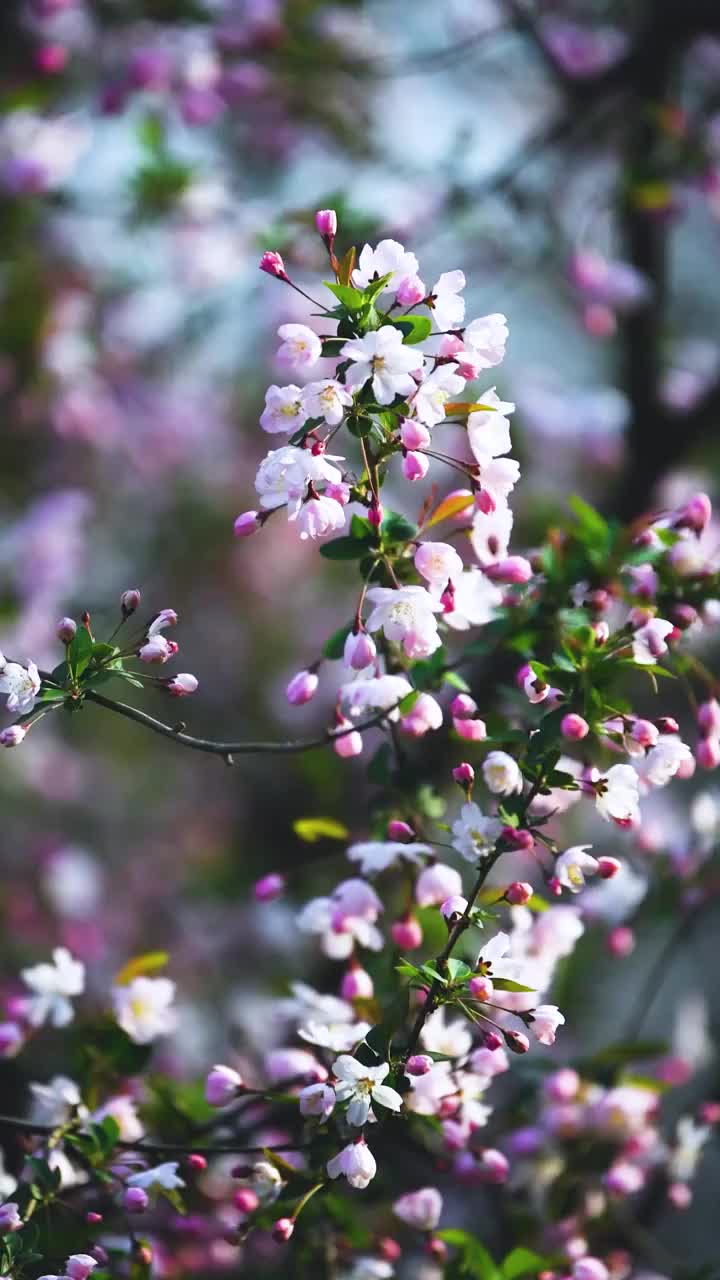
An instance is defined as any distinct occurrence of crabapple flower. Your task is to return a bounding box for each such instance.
[298,1019,371,1053]
[410,363,465,427]
[441,895,468,920]
[352,239,419,295]
[315,209,337,239]
[0,659,41,715]
[397,274,426,306]
[146,609,177,636]
[205,1064,243,1107]
[467,389,515,465]
[65,1256,97,1280]
[299,1083,335,1119]
[112,976,177,1044]
[327,1137,377,1189]
[340,674,413,719]
[302,379,352,426]
[260,384,306,434]
[341,327,420,404]
[414,541,463,590]
[464,314,509,369]
[420,1007,473,1059]
[393,1186,443,1230]
[595,763,641,825]
[138,636,175,664]
[644,736,693,786]
[21,948,85,1028]
[126,1163,185,1192]
[255,445,343,512]
[290,493,346,540]
[346,841,430,876]
[259,250,287,279]
[400,418,430,449]
[401,692,443,737]
[297,880,383,957]
[528,1005,565,1045]
[0,1203,21,1233]
[276,324,322,371]
[482,751,523,795]
[402,451,429,482]
[286,670,318,705]
[344,630,377,671]
[471,503,514,565]
[125,1186,148,1213]
[429,270,465,331]
[443,570,503,631]
[365,586,442,658]
[0,726,27,747]
[415,862,463,907]
[166,673,198,696]
[332,1055,403,1125]
[632,618,674,664]
[451,802,503,863]
[555,846,599,892]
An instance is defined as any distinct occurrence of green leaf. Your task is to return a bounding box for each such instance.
[293,817,349,843]
[568,495,611,546]
[492,978,537,993]
[319,535,373,560]
[398,689,420,715]
[323,623,353,660]
[68,627,94,678]
[320,338,346,357]
[114,952,170,985]
[351,513,374,540]
[381,510,418,542]
[362,272,394,304]
[437,1229,500,1280]
[394,314,432,345]
[324,282,364,310]
[447,958,472,983]
[443,670,471,692]
[501,1248,549,1280]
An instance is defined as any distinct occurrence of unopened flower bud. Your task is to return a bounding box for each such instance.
[387,819,414,841]
[86,1212,103,1225]
[469,975,494,1001]
[505,881,533,905]
[57,616,77,643]
[426,1238,448,1262]
[453,716,486,741]
[450,693,477,719]
[0,726,27,748]
[405,1054,433,1076]
[501,827,534,852]
[441,895,468,922]
[234,1188,259,1214]
[477,1148,509,1183]
[315,208,337,239]
[547,875,562,896]
[402,451,430,482]
[561,713,589,741]
[368,500,384,528]
[391,913,422,950]
[120,588,141,617]
[484,556,533,584]
[272,1217,294,1243]
[0,1203,22,1234]
[124,1187,149,1214]
[334,717,363,758]
[697,699,720,736]
[452,761,474,788]
[234,510,261,537]
[400,418,430,450]
[166,673,198,696]
[187,1154,207,1171]
[259,250,288,280]
[673,492,711,535]
[378,1237,402,1262]
[483,1030,503,1051]
[505,1030,530,1055]
[340,963,374,1001]
[396,275,426,306]
[607,926,635,957]
[205,1064,243,1107]
[671,603,697,630]
[598,857,621,879]
[696,736,720,770]
[656,716,679,734]
[286,669,318,706]
[344,629,376,670]
[254,873,285,902]
[0,1022,22,1054]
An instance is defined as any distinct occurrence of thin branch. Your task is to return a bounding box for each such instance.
[83,689,397,760]
[0,1114,308,1157]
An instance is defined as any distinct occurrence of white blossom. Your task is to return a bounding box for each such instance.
[0,659,41,716]
[255,445,343,511]
[482,751,523,795]
[332,1055,403,1125]
[464,314,509,369]
[327,1138,377,1189]
[21,948,85,1028]
[430,270,465,331]
[126,1162,185,1192]
[365,586,442,659]
[410,363,465,426]
[341,327,420,405]
[276,323,322,371]
[302,378,352,426]
[112,976,177,1044]
[346,841,431,876]
[352,239,419,295]
[555,846,599,893]
[451,802,503,863]
[260,384,307,435]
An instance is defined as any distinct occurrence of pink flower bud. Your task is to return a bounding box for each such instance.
[124,1187,148,1214]
[505,881,533,906]
[315,209,337,239]
[400,418,431,450]
[505,1030,530,1055]
[673,492,711,535]
[259,250,288,280]
[426,1238,448,1262]
[598,857,621,879]
[285,670,318,706]
[477,1148,509,1183]
[57,616,77,643]
[234,1188,259,1214]
[396,275,426,306]
[187,1154,207,1171]
[483,1030,503,1051]
[387,819,414,841]
[475,488,496,515]
[65,1256,97,1280]
[234,510,261,537]
[453,717,487,741]
[450,693,477,719]
[469,975,494,1001]
[607,926,635,957]
[671,603,697,630]
[368,500,384,528]
[561,713,589,741]
[699,1101,720,1124]
[0,726,27,748]
[333,717,363,758]
[205,1064,243,1107]
[405,1054,433,1076]
[254,873,285,902]
[484,556,533,584]
[272,1217,294,1243]
[402,451,430,482]
[340,964,374,1000]
[441,895,468,921]
[501,828,534,852]
[391,914,422,949]
[544,1068,580,1102]
[86,1212,103,1225]
[166,673,198,696]
[547,875,562,896]
[120,588,141,616]
[0,1203,22,1233]
[344,630,376,670]
[593,621,609,644]
[656,716,680,734]
[696,736,720,770]
[379,1238,402,1262]
[667,1181,692,1209]
[325,481,351,505]
[452,762,474,785]
[573,1258,609,1280]
[583,302,617,338]
[697,699,720,736]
